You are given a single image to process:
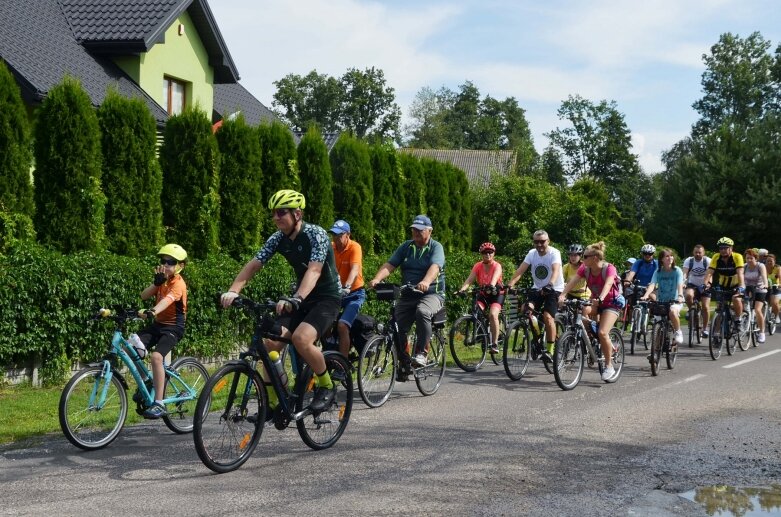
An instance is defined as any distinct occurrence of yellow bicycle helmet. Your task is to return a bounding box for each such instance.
[716,236,734,247]
[157,243,187,262]
[268,189,306,210]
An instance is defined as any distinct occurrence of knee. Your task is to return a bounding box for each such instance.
[150,351,163,365]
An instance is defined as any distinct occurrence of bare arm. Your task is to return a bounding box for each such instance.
[508,262,529,288]
[460,270,477,292]
[417,264,441,293]
[343,263,360,289]
[368,262,396,288]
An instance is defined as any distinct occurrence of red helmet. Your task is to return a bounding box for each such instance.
[479,242,496,253]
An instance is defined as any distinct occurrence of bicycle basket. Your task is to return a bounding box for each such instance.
[650,302,670,316]
[375,284,400,301]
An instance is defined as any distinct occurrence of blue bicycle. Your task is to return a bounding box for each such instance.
[58,307,209,450]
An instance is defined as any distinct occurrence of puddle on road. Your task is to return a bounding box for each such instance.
[680,484,781,516]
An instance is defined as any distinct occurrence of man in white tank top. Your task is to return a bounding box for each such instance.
[683,244,711,336]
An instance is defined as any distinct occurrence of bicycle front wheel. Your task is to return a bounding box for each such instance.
[688,307,700,347]
[59,366,128,450]
[358,334,396,408]
[296,352,353,449]
[491,313,507,365]
[449,316,487,372]
[629,307,641,354]
[709,312,724,360]
[193,362,265,474]
[738,312,751,351]
[162,357,209,434]
[767,307,777,336]
[553,330,584,391]
[415,328,447,396]
[503,322,531,381]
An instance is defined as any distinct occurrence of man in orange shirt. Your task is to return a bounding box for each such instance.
[137,244,188,419]
[330,220,365,357]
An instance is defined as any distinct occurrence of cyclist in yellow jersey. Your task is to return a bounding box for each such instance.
[562,244,592,319]
[766,253,780,324]
[703,236,746,323]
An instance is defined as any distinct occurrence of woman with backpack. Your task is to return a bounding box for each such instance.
[559,241,625,381]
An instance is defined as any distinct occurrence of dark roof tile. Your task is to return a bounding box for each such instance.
[399,149,517,186]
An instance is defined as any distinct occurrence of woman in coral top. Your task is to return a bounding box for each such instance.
[457,242,504,353]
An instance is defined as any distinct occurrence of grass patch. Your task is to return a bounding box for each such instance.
[0,383,63,443]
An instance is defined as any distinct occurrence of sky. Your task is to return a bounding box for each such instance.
[208,0,781,174]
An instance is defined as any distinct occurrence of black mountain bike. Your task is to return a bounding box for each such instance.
[648,301,678,376]
[449,285,506,371]
[357,284,447,407]
[193,296,353,473]
[708,287,749,360]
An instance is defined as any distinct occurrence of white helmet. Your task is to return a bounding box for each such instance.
[640,244,656,255]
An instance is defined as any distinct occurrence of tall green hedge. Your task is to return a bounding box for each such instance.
[369,143,404,253]
[216,115,263,259]
[297,126,334,228]
[0,59,34,217]
[97,90,163,256]
[422,158,452,248]
[330,134,374,253]
[399,152,426,226]
[159,108,220,259]
[33,77,105,253]
[258,121,298,236]
[445,162,471,250]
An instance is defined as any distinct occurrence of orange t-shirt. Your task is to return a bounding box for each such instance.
[154,274,187,327]
[332,239,364,291]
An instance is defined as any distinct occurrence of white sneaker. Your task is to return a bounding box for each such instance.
[758,333,766,343]
[775,316,780,324]
[673,330,683,344]
[601,365,615,381]
[412,353,427,367]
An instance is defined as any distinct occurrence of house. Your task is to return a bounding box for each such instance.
[0,0,276,129]
[399,148,517,187]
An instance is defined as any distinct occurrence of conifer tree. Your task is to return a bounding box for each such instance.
[297,126,334,228]
[330,134,374,253]
[0,59,34,216]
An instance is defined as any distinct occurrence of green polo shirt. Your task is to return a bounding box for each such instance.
[388,238,446,295]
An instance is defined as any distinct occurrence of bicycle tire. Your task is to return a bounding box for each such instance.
[767,306,777,336]
[604,328,625,383]
[490,313,507,365]
[193,362,266,474]
[709,312,724,360]
[503,321,531,381]
[688,306,700,347]
[726,315,738,355]
[541,319,565,375]
[296,352,353,449]
[449,316,487,372]
[553,330,584,390]
[357,334,396,408]
[666,328,678,370]
[415,328,447,396]
[59,366,128,450]
[739,311,751,351]
[650,322,663,376]
[162,357,209,434]
[629,307,641,354]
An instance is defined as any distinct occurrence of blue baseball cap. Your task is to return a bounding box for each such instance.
[329,220,350,234]
[410,215,433,230]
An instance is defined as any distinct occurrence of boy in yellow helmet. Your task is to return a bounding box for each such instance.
[137,244,188,419]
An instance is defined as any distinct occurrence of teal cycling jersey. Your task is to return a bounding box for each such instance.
[388,238,446,295]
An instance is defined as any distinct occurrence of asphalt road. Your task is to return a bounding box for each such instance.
[2,327,780,516]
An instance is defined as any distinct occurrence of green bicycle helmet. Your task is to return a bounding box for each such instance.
[157,243,187,262]
[268,189,306,210]
[717,236,734,247]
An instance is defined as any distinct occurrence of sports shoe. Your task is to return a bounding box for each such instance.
[489,343,500,354]
[601,365,615,381]
[540,351,552,364]
[702,329,709,338]
[758,332,766,343]
[673,330,683,344]
[775,316,780,324]
[412,353,427,367]
[309,385,335,412]
[330,369,346,382]
[142,402,166,419]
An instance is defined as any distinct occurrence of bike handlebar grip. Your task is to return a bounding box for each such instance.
[99,308,112,318]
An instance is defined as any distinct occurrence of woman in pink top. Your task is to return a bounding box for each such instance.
[458,242,505,353]
[559,241,625,381]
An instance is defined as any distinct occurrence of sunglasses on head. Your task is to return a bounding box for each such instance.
[160,258,178,266]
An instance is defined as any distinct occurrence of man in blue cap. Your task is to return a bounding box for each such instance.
[329,219,365,358]
[368,215,446,378]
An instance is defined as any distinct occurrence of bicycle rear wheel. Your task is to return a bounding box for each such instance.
[490,313,507,365]
[415,328,447,396]
[162,357,209,434]
[553,330,584,391]
[709,312,724,360]
[193,362,265,474]
[357,334,396,408]
[449,316,487,372]
[59,366,128,450]
[603,328,625,383]
[503,321,531,381]
[688,307,700,347]
[629,307,641,355]
[650,322,664,376]
[767,305,777,336]
[666,332,678,370]
[738,311,751,351]
[296,352,353,449]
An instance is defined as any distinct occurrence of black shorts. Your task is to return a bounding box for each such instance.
[528,289,560,317]
[137,322,184,357]
[280,296,341,339]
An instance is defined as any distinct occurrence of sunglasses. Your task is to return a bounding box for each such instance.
[272,209,290,218]
[642,252,654,256]
[160,258,178,266]
[533,240,547,245]
[481,251,494,255]
[583,254,597,259]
